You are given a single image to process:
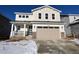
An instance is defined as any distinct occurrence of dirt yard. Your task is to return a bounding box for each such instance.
[36,39,79,54]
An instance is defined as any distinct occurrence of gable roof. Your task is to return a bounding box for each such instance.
[32,5,61,13]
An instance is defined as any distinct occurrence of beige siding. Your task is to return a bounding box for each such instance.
[32,7,60,21]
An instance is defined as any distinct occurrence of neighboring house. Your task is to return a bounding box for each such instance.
[69,14,79,23]
[10,5,65,40]
[69,14,79,38]
[0,14,11,40]
[60,15,72,36]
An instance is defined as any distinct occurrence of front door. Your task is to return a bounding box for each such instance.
[27,25,32,36]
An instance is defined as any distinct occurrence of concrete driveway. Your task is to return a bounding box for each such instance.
[36,39,79,54]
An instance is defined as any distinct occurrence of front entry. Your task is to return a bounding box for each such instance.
[26,25,32,36]
[10,23,33,37]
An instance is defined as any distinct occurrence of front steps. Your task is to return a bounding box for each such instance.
[10,35,26,41]
[10,35,33,41]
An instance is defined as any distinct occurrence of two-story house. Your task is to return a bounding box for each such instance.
[10,5,65,40]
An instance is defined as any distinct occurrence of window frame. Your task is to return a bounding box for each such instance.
[19,15,21,18]
[52,14,55,19]
[26,15,29,18]
[37,26,42,28]
[45,13,48,19]
[22,15,25,18]
[38,13,41,19]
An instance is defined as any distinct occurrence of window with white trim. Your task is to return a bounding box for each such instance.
[22,15,25,18]
[45,13,48,19]
[26,15,29,18]
[19,15,21,18]
[52,14,55,19]
[38,13,41,19]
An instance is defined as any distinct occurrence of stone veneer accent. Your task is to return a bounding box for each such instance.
[32,32,36,39]
[61,32,65,38]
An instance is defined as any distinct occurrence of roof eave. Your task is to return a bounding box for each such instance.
[14,12,32,15]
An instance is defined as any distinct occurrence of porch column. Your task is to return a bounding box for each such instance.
[24,24,26,37]
[14,25,17,31]
[10,24,14,38]
[14,25,17,35]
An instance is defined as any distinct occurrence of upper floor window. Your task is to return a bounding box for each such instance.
[22,15,25,18]
[19,15,29,18]
[45,13,48,19]
[52,14,55,19]
[38,13,41,19]
[19,15,21,18]
[26,15,29,18]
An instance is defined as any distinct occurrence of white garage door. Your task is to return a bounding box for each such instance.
[36,26,60,40]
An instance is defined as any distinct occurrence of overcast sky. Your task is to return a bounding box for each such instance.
[0,5,79,20]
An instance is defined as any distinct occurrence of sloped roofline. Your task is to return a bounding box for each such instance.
[32,5,61,13]
[14,5,61,14]
[14,12,32,15]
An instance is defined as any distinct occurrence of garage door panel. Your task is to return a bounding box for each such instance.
[49,29,60,39]
[36,27,60,40]
[37,29,49,40]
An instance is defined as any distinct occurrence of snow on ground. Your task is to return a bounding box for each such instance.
[0,40,37,54]
[70,38,79,45]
